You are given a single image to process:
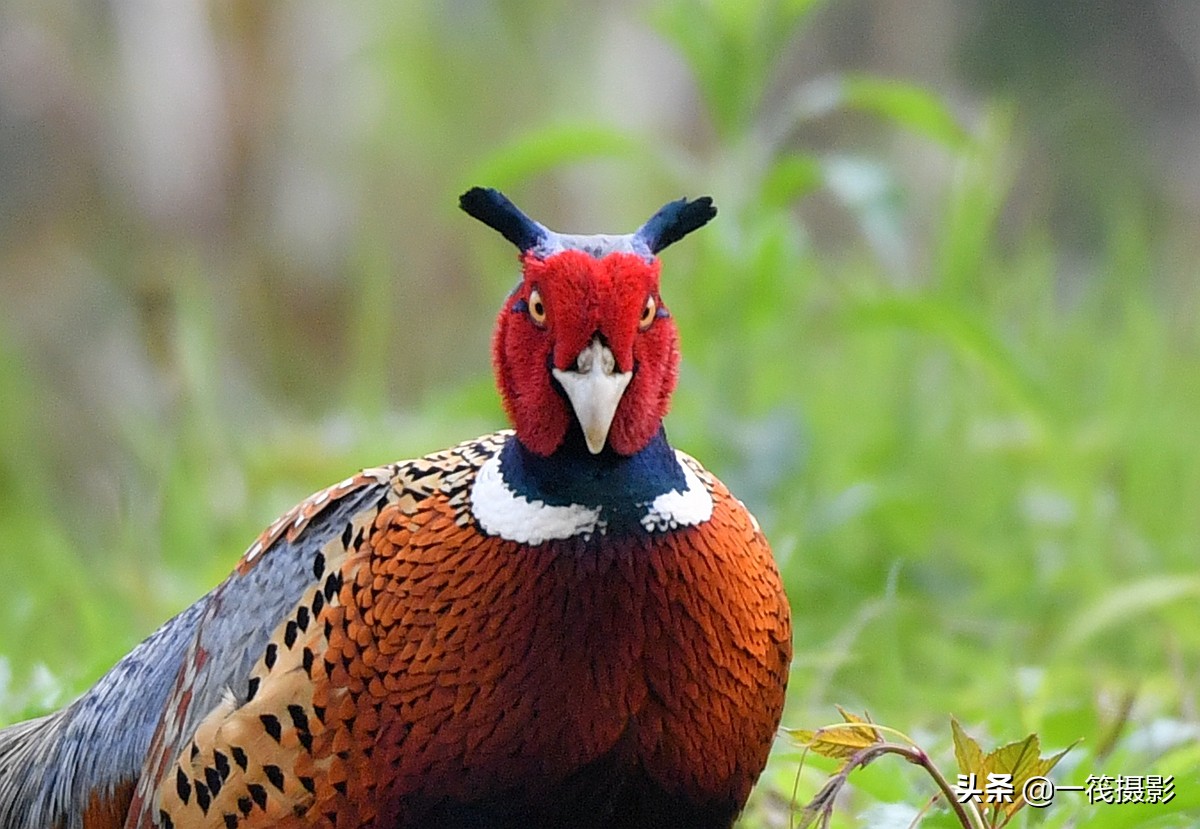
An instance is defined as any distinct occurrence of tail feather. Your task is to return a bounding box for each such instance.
[0,709,74,828]
[0,685,168,829]
[0,598,211,829]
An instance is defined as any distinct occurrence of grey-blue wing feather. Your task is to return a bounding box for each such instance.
[0,599,206,829]
[0,476,392,829]
[158,479,390,750]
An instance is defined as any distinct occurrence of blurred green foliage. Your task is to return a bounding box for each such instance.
[1,0,1198,825]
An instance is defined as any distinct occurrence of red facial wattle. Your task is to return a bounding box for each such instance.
[492,250,680,457]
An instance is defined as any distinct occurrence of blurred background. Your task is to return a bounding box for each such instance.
[2,0,1199,825]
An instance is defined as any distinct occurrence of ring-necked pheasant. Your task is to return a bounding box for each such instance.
[0,188,791,829]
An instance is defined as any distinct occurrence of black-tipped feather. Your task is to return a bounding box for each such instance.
[635,196,717,254]
[459,188,548,253]
[461,186,716,258]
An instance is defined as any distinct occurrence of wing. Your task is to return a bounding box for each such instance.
[0,598,206,829]
[124,434,503,829]
[0,470,396,829]
[120,467,397,829]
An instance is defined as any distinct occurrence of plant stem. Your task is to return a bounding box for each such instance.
[838,744,986,829]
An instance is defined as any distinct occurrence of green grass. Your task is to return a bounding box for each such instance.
[1,0,1197,825]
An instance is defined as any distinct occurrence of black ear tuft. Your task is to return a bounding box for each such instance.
[459,187,548,253]
[635,197,717,255]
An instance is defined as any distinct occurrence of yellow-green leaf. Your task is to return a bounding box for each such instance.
[991,738,1075,819]
[984,734,1042,782]
[951,718,986,777]
[787,709,883,762]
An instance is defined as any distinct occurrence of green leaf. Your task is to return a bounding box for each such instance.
[466,123,645,189]
[842,74,971,149]
[845,294,1054,423]
[761,153,824,208]
[782,0,828,22]
[653,0,829,137]
[1055,576,1200,655]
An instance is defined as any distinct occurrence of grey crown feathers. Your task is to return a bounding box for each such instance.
[459,187,716,260]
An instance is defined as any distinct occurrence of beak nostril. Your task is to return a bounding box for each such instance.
[552,338,634,454]
[571,337,616,376]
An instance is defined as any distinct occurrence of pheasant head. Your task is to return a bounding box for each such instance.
[460,187,715,458]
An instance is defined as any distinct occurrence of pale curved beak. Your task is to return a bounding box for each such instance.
[551,337,633,454]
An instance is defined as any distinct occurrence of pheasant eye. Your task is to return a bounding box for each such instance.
[639,295,657,330]
[528,289,547,326]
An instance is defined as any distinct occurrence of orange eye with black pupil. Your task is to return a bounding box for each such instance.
[528,289,546,325]
[639,295,657,330]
